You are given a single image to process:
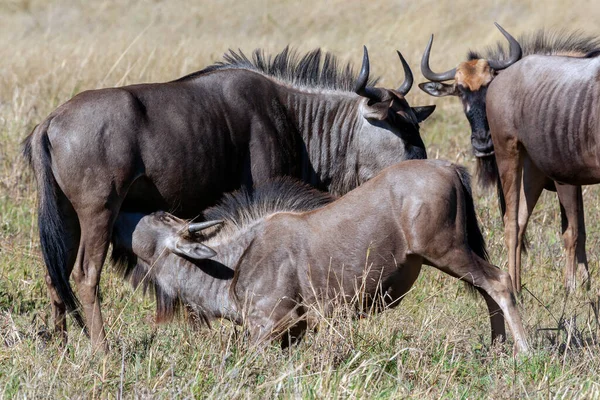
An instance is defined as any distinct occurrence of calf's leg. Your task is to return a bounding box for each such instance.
[245,295,306,349]
[426,248,529,354]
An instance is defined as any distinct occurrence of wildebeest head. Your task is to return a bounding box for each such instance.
[355,47,435,161]
[114,211,221,264]
[418,23,522,157]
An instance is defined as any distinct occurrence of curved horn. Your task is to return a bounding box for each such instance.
[488,22,522,71]
[188,220,224,234]
[354,45,371,96]
[354,46,386,101]
[396,50,413,96]
[420,34,456,82]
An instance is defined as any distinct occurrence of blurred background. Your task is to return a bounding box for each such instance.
[2,0,600,179]
[3,0,600,104]
[2,1,600,397]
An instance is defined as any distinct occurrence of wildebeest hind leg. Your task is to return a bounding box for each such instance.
[72,209,114,352]
[45,274,67,345]
[556,184,590,292]
[426,249,529,354]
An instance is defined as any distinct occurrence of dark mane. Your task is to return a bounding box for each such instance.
[468,29,600,60]
[203,177,335,230]
[176,46,378,91]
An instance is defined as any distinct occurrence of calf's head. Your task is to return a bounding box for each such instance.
[114,211,221,264]
[418,23,522,157]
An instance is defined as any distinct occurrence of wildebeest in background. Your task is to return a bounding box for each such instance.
[112,162,529,354]
[419,23,600,293]
[23,46,436,350]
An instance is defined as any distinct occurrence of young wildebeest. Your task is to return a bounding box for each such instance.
[419,24,600,293]
[23,47,435,350]
[112,162,529,354]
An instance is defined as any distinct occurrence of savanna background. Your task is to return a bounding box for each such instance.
[2,0,600,398]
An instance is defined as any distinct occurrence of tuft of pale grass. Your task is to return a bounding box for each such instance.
[2,0,600,398]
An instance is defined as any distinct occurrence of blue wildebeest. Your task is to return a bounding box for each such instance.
[23,47,436,350]
[112,162,529,354]
[419,24,600,293]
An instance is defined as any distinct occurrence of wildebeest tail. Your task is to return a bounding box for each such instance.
[455,165,490,296]
[24,121,85,329]
[455,165,489,262]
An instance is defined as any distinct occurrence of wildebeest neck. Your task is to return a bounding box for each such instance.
[283,90,361,195]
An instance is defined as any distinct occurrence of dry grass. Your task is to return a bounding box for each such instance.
[2,0,600,398]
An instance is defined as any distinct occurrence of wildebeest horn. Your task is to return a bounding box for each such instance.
[421,34,457,82]
[487,22,522,71]
[354,46,384,101]
[354,46,370,95]
[396,50,413,96]
[188,220,224,233]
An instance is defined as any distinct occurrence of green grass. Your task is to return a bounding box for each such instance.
[2,0,600,398]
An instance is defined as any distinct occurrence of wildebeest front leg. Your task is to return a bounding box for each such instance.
[246,296,306,349]
[496,140,523,294]
[556,183,590,292]
[72,209,114,353]
[515,158,546,291]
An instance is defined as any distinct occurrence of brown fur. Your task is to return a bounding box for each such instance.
[487,54,598,293]
[24,47,433,351]
[114,162,529,353]
[456,60,494,90]
[420,27,593,294]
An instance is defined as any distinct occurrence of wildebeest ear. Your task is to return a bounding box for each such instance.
[412,105,436,123]
[171,240,217,260]
[362,100,390,121]
[418,82,458,97]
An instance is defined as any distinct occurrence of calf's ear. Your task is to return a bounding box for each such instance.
[170,240,217,260]
[412,105,436,123]
[418,82,458,97]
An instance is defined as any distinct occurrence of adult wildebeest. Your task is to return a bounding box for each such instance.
[23,46,436,350]
[112,161,529,354]
[419,24,600,293]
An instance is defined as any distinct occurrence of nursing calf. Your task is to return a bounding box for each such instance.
[113,161,528,353]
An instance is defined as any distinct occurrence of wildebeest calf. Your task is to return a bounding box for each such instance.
[112,161,529,353]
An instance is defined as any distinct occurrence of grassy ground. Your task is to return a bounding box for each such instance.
[2,0,600,398]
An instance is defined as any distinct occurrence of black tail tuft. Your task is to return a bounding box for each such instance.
[456,165,489,262]
[455,165,489,297]
[36,127,85,330]
[22,127,35,167]
[475,155,499,190]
